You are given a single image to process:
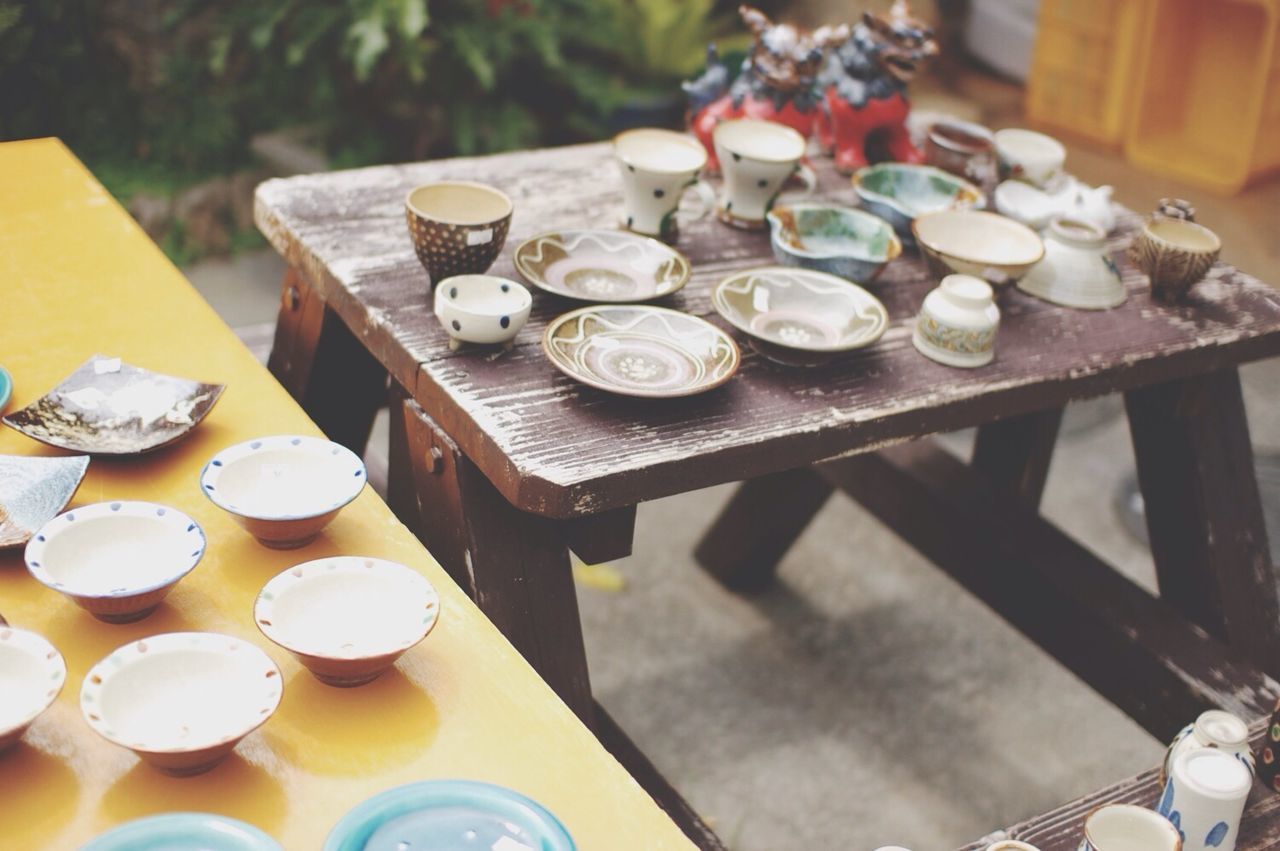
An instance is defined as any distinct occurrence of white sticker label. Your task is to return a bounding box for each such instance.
[94,357,122,374]
[466,228,494,246]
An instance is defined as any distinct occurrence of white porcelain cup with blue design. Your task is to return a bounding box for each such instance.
[1158,749,1251,851]
[1079,804,1182,851]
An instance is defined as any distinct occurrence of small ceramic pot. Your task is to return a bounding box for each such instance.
[1018,218,1126,310]
[433,275,532,350]
[1079,804,1182,851]
[912,210,1045,286]
[995,128,1066,188]
[201,435,367,549]
[81,632,283,776]
[1163,710,1255,786]
[852,162,985,241]
[614,128,715,242]
[913,274,1000,369]
[405,182,513,284]
[1158,749,1251,851]
[924,119,997,185]
[1258,697,1280,792]
[712,119,816,230]
[0,626,66,751]
[1129,215,1221,303]
[255,557,441,687]
[81,813,283,851]
[766,203,902,283]
[25,501,206,623]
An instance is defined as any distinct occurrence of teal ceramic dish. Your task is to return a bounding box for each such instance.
[0,366,11,412]
[324,780,576,851]
[851,163,985,240]
[767,203,902,283]
[81,813,282,851]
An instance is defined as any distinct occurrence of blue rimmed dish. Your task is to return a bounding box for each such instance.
[766,203,902,283]
[851,162,985,241]
[201,435,367,549]
[25,501,205,623]
[324,779,576,851]
[81,813,282,851]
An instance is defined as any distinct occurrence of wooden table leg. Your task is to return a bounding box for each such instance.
[1125,368,1280,675]
[392,393,596,725]
[267,267,386,455]
[971,407,1064,506]
[694,468,834,591]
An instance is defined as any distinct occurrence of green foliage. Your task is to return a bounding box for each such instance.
[606,0,749,83]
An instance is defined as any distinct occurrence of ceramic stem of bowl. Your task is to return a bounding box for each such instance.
[851,163,985,240]
[995,128,1067,188]
[404,181,513,284]
[1159,749,1251,851]
[913,274,1000,369]
[513,230,691,303]
[0,626,66,751]
[80,632,283,776]
[255,557,441,687]
[712,119,816,230]
[1017,217,1127,310]
[766,203,902,284]
[1079,804,1182,851]
[433,275,532,350]
[912,209,1045,286]
[614,128,715,242]
[201,435,367,549]
[1129,216,1221,302]
[25,501,205,623]
[924,119,996,184]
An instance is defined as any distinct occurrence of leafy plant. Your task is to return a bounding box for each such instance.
[607,0,749,84]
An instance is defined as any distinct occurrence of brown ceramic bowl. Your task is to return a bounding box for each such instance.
[405,182,513,284]
[1129,217,1221,302]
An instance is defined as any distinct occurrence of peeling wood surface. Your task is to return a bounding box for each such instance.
[256,143,1280,518]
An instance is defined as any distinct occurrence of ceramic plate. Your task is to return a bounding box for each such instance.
[81,632,282,775]
[255,557,440,687]
[323,780,576,851]
[714,267,889,365]
[543,305,740,398]
[0,366,11,413]
[0,454,90,549]
[0,626,66,751]
[81,813,283,851]
[2,355,224,455]
[514,229,691,302]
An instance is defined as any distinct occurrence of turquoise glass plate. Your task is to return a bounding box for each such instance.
[324,780,576,851]
[0,365,11,412]
[80,813,282,851]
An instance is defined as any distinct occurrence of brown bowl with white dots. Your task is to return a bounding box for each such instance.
[405,181,513,284]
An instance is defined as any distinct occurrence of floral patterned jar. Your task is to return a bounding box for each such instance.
[912,274,1000,368]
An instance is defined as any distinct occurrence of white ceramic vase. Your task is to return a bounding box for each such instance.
[913,274,1000,368]
[1159,749,1252,851]
[1018,218,1126,310]
[1163,710,1256,784]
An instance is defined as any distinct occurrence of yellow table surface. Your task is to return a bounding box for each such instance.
[0,139,692,851]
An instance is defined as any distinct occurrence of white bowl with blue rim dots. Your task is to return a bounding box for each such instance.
[201,435,367,549]
[24,501,206,623]
[433,274,532,351]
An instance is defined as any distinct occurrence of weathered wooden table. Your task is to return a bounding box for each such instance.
[257,141,1280,849]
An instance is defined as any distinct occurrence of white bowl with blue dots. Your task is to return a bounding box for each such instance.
[433,274,532,351]
[24,501,205,623]
[201,435,366,549]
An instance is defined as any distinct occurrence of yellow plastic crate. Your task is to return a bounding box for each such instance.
[1026,0,1149,146]
[1124,0,1280,194]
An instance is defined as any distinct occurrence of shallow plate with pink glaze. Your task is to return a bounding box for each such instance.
[514,230,690,302]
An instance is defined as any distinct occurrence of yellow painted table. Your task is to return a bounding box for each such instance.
[0,139,693,851]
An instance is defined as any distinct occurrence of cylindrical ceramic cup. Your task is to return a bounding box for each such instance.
[1079,804,1182,851]
[614,128,714,243]
[995,128,1066,188]
[913,274,1000,369]
[405,182,513,285]
[1163,710,1255,785]
[1128,215,1221,302]
[1158,749,1251,851]
[712,119,816,231]
[925,119,996,185]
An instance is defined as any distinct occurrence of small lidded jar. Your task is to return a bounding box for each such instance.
[912,274,1001,369]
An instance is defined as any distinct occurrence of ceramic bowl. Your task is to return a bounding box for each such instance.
[255,557,440,687]
[1129,216,1221,302]
[2,355,224,455]
[514,229,691,302]
[851,163,985,240]
[0,626,66,751]
[433,275,532,350]
[0,453,90,549]
[713,267,889,366]
[81,813,283,851]
[201,435,367,549]
[924,119,996,182]
[994,128,1066,187]
[1018,218,1126,310]
[323,780,576,851]
[994,180,1057,230]
[81,632,283,776]
[0,365,11,412]
[25,501,205,623]
[1080,803,1182,851]
[913,274,1000,369]
[543,305,740,398]
[766,203,902,283]
[404,181,513,284]
[912,210,1045,286]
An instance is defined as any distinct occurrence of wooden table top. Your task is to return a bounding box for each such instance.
[256,142,1280,518]
[0,139,693,851]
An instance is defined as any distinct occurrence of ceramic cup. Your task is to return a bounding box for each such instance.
[1129,215,1221,303]
[614,128,715,242]
[712,119,816,230]
[1163,710,1255,786]
[405,182,513,284]
[925,119,997,185]
[995,128,1067,188]
[1257,696,1280,793]
[1079,804,1182,851]
[913,274,1000,369]
[1158,749,1251,851]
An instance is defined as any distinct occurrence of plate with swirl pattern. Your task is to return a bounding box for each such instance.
[514,229,690,302]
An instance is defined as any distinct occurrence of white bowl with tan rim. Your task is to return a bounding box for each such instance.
[80,632,283,776]
[994,128,1066,187]
[255,557,440,687]
[1080,803,1181,851]
[433,275,532,350]
[912,210,1045,286]
[0,626,66,751]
